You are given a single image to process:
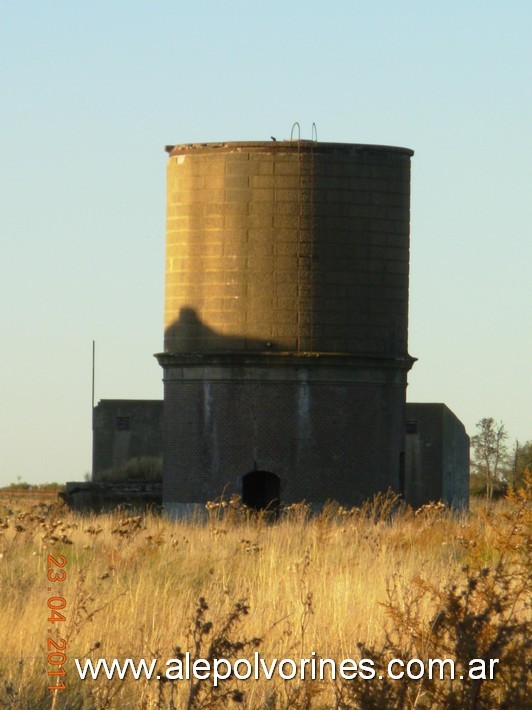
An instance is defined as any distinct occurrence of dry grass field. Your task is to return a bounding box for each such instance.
[1,483,529,709]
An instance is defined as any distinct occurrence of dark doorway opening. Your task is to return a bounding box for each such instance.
[242,470,281,512]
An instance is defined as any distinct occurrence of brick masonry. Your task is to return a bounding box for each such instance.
[159,355,410,508]
[92,399,163,478]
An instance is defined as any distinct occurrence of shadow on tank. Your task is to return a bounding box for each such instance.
[164,307,279,353]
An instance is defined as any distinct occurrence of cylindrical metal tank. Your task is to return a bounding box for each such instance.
[164,141,412,357]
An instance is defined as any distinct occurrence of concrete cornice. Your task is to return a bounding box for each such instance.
[154,351,416,371]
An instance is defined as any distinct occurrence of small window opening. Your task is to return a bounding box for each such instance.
[406,420,418,435]
[116,416,130,431]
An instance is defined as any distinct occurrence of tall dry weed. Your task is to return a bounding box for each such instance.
[0,484,529,708]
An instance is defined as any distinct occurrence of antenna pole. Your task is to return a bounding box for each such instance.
[92,340,95,415]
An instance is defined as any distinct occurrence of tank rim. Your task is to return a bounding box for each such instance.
[164,140,414,157]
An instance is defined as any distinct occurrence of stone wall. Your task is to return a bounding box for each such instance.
[159,354,409,513]
[92,399,163,479]
[405,403,470,509]
[90,399,470,510]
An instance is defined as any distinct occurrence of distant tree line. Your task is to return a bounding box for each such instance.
[1,478,65,491]
[470,418,531,500]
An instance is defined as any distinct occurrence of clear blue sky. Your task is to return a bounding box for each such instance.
[1,1,530,486]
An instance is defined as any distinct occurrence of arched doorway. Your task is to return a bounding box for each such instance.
[241,470,281,511]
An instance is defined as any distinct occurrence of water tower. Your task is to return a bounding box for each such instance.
[156,140,415,516]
